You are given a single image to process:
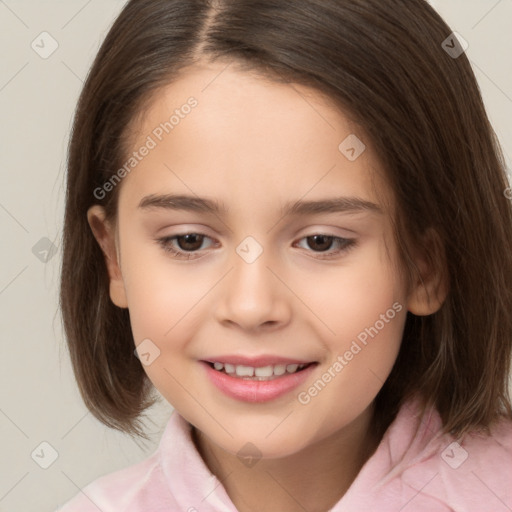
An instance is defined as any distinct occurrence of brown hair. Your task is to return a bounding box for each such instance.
[60,0,512,441]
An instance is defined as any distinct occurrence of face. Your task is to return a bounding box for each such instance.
[89,60,424,459]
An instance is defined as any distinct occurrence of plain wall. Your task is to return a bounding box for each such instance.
[0,1,511,511]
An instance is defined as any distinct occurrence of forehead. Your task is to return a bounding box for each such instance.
[135,61,359,145]
[119,61,391,216]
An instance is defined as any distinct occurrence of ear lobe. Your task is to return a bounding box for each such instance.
[87,205,128,308]
[406,228,449,316]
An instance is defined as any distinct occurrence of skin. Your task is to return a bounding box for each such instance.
[88,60,446,512]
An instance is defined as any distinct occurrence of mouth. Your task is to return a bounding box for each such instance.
[200,355,320,402]
[201,358,318,402]
[203,360,317,381]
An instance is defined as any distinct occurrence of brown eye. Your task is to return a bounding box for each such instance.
[305,235,335,252]
[157,233,216,260]
[295,234,356,259]
[174,234,205,252]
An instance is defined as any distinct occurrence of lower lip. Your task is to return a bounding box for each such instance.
[201,361,317,403]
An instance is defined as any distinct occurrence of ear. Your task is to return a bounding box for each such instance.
[406,228,448,316]
[87,205,128,308]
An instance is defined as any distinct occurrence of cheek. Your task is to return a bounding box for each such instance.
[295,238,404,341]
[120,240,201,340]
[121,244,210,397]
[339,243,405,368]
[301,238,406,404]
[124,259,198,405]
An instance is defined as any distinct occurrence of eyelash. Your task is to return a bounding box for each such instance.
[156,233,357,260]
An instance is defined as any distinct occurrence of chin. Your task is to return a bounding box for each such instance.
[206,420,314,460]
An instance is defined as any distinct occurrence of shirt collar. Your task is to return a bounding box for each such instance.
[159,410,238,512]
[158,395,442,511]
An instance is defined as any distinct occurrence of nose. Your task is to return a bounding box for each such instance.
[214,245,292,332]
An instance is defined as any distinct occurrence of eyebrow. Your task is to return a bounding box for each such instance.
[138,193,383,217]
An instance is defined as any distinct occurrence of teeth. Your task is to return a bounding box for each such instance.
[255,366,273,377]
[235,365,254,377]
[210,361,308,378]
[273,365,286,376]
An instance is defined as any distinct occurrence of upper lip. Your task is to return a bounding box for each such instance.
[202,355,317,367]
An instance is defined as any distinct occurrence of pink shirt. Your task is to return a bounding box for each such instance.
[56,396,512,511]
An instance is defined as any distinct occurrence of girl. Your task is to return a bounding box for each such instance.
[58,0,512,510]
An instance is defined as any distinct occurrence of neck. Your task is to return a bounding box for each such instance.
[192,402,380,512]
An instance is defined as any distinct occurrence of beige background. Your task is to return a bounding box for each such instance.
[0,1,511,511]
